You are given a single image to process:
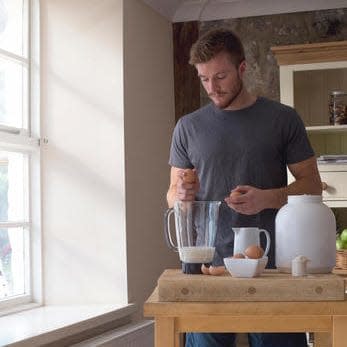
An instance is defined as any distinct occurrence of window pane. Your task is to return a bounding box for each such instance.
[0,227,27,299]
[0,0,27,57]
[0,56,27,128]
[0,151,28,222]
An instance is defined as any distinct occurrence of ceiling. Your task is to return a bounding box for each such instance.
[141,0,347,23]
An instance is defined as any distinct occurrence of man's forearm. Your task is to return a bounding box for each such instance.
[287,174,322,196]
[167,187,176,208]
[269,174,322,210]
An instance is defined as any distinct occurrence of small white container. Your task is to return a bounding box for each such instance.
[291,256,310,276]
[275,195,336,273]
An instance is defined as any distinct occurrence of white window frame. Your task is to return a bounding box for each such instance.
[0,0,41,313]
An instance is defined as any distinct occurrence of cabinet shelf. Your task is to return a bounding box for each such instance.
[272,41,347,208]
[306,125,347,134]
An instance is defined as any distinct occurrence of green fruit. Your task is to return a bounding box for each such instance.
[340,229,347,242]
[336,239,344,250]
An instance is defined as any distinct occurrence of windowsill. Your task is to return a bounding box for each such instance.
[0,303,136,346]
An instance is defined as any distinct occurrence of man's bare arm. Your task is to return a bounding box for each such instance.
[167,167,180,208]
[272,156,322,208]
[226,156,322,214]
[167,167,199,208]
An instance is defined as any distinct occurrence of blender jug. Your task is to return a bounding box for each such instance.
[164,201,221,264]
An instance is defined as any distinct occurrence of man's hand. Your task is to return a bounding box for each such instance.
[167,167,200,207]
[225,157,322,215]
[225,185,274,215]
[176,169,200,201]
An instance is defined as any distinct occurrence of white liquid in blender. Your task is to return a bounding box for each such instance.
[179,246,215,263]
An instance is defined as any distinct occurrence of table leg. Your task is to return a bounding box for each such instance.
[155,317,175,347]
[314,332,331,347]
[332,316,347,347]
[175,332,182,347]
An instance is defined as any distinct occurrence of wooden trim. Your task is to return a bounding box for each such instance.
[155,317,175,347]
[145,286,347,347]
[173,21,200,122]
[176,315,332,333]
[332,316,347,347]
[271,41,347,66]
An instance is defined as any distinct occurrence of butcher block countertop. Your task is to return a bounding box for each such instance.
[157,269,346,302]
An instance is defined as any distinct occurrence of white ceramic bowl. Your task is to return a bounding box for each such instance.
[224,256,268,278]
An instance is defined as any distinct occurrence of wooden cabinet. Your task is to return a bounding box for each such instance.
[272,41,347,208]
[319,166,347,208]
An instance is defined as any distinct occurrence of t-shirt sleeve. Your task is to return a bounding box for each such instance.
[169,118,194,169]
[284,108,315,165]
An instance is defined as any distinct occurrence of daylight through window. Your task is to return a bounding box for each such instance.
[0,0,39,307]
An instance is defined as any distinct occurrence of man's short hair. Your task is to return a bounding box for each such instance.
[189,28,245,67]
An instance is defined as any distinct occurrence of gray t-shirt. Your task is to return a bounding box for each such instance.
[169,97,315,267]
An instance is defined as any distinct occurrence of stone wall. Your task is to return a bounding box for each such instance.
[199,8,347,105]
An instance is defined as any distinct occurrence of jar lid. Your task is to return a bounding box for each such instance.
[287,195,322,203]
[330,90,347,96]
[292,255,310,263]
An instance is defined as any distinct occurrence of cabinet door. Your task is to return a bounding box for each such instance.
[320,170,347,207]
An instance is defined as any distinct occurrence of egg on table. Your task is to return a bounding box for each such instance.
[201,264,226,276]
[201,264,210,275]
[208,265,226,276]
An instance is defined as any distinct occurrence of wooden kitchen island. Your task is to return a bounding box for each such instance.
[144,270,347,347]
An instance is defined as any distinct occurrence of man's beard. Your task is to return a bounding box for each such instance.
[210,79,243,110]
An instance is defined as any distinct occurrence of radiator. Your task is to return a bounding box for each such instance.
[72,320,154,347]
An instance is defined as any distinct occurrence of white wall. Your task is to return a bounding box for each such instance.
[123,0,179,318]
[40,0,179,314]
[41,0,127,304]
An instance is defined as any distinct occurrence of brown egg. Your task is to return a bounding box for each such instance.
[201,264,210,275]
[244,244,264,259]
[208,266,226,276]
[230,191,243,198]
[183,169,196,183]
[232,253,245,259]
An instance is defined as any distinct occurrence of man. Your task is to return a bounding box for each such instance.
[167,28,322,347]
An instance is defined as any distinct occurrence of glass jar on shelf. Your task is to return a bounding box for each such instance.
[329,90,347,125]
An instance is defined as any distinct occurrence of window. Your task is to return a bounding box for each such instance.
[0,0,40,309]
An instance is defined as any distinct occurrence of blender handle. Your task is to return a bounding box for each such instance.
[259,229,271,256]
[164,208,178,252]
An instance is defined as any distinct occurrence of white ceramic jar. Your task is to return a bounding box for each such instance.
[275,195,336,273]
